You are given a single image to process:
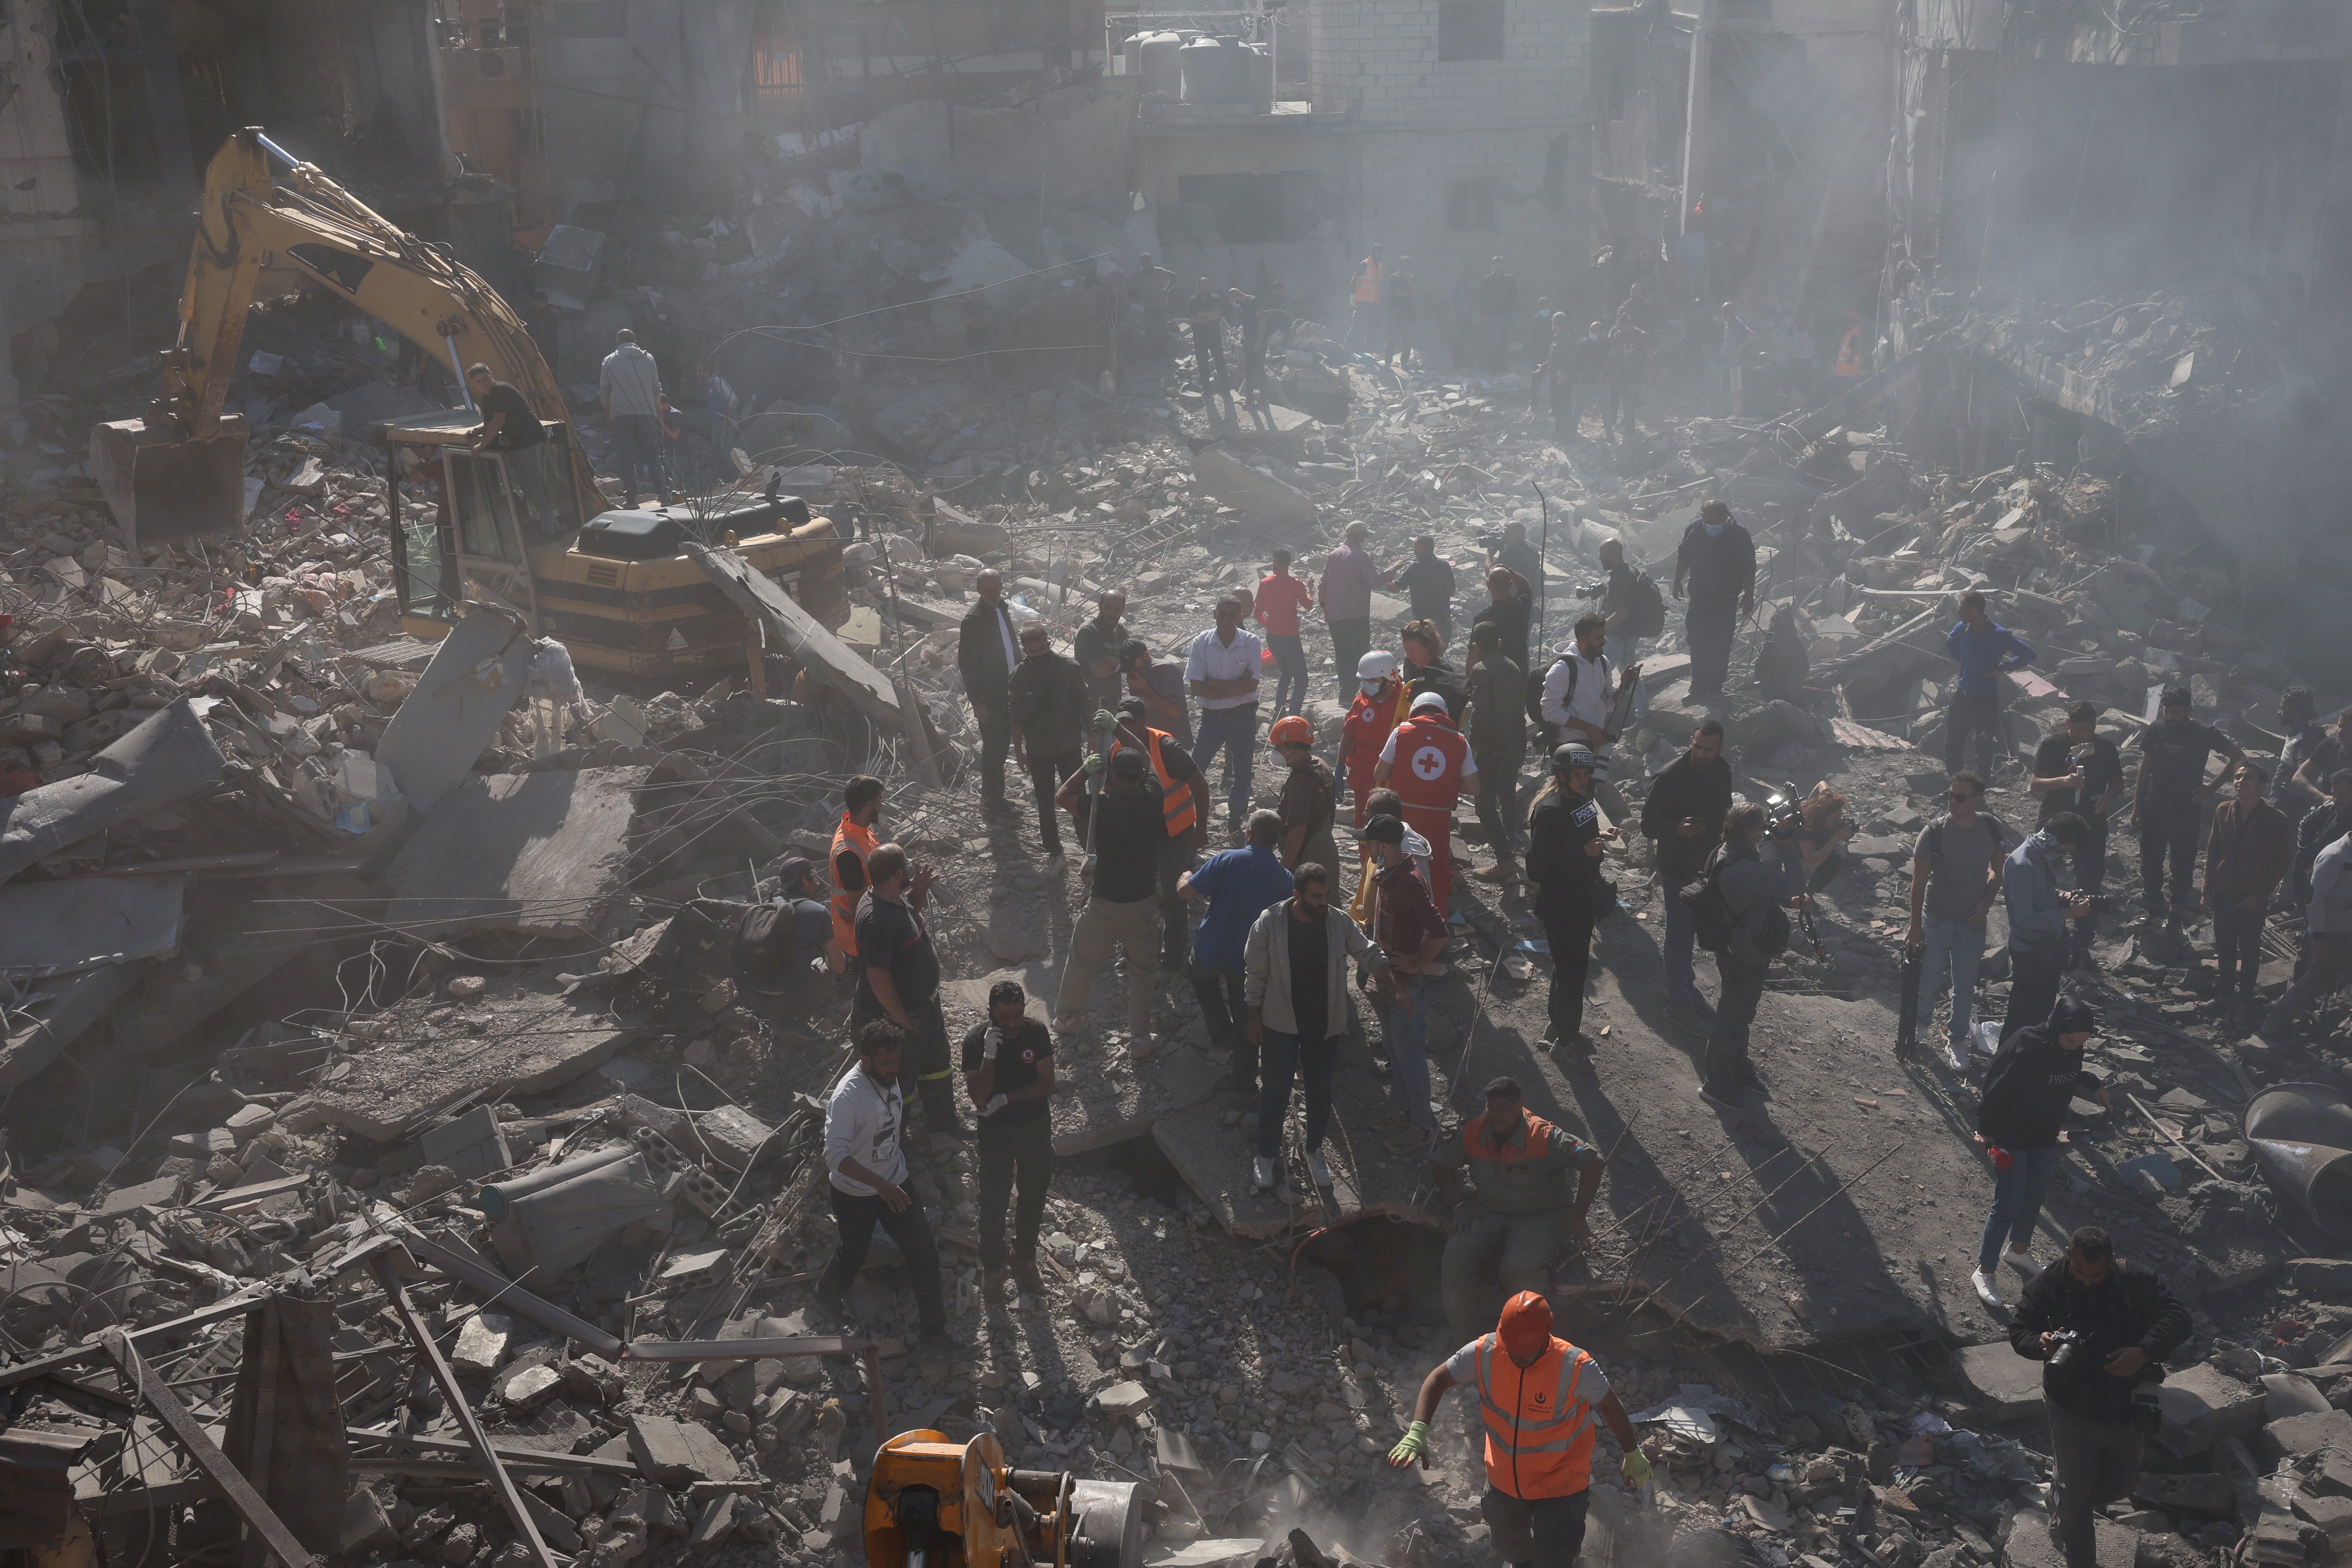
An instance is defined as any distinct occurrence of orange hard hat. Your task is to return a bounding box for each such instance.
[1497,1290,1554,1357]
[1269,715,1315,750]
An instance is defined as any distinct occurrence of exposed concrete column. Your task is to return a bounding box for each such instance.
[1677,0,1715,235]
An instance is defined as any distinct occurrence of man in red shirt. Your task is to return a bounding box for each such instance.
[1255,548,1315,718]
[1374,690,1477,917]
[1364,815,1446,1154]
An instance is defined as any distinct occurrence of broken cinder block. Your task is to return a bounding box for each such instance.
[626,1413,741,1486]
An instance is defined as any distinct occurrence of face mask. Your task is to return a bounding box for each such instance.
[1361,679,1383,697]
[1703,523,1725,537]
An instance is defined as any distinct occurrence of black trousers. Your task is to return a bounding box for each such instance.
[1154,833,1192,972]
[1554,379,1583,440]
[1191,323,1227,391]
[2139,800,2201,911]
[975,701,1012,805]
[1330,617,1372,699]
[1704,955,1767,1093]
[1542,914,1595,1042]
[2003,944,2067,1043]
[1945,690,2004,775]
[822,1185,946,1335]
[1026,751,1079,855]
[2215,904,2265,1003]
[1686,601,1737,697]
[975,1118,1053,1270]
[2069,824,2109,958]
[1475,761,1524,860]
[1192,961,1250,1066]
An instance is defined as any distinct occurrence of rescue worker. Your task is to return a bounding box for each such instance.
[1375,689,1478,916]
[1340,651,1412,829]
[1430,1079,1606,1340]
[1105,699,1207,973]
[829,775,885,965]
[1390,1292,1650,1568]
[1834,311,1867,382]
[1270,713,1340,876]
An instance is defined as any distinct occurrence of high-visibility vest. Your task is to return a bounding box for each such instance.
[1835,326,1866,377]
[1472,1332,1602,1500]
[1353,260,1383,304]
[1387,714,1470,818]
[1462,1110,1580,1206]
[1111,728,1196,837]
[829,815,878,955]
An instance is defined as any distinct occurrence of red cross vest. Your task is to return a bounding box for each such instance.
[1388,713,1470,820]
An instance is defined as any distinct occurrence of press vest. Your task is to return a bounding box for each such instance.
[830,816,878,955]
[1111,728,1196,838]
[1473,1333,1602,1500]
[1388,714,1470,819]
[1835,326,1866,377]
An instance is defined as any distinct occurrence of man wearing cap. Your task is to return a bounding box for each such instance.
[1119,638,1192,748]
[1390,1291,1648,1568]
[1186,595,1265,837]
[1321,522,1394,702]
[1009,621,1091,867]
[1526,747,1617,1051]
[1272,715,1339,877]
[1431,1080,1606,1339]
[957,569,1023,817]
[1108,699,1205,972]
[1363,814,1448,1154]
[1376,689,1478,916]
[1972,997,2107,1309]
[1053,748,1168,1052]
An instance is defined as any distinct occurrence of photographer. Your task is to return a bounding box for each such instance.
[2009,1225,2188,1568]
[1771,783,1853,896]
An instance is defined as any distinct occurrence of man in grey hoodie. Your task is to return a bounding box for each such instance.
[1243,863,1389,1194]
[2002,813,2096,1044]
[1700,801,1804,1113]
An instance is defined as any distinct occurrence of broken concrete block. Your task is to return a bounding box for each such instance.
[519,1489,583,1554]
[2290,1258,2352,1299]
[225,1103,276,1146]
[686,1386,725,1423]
[450,1310,514,1377]
[1091,1381,1154,1424]
[2259,1409,2352,1466]
[2264,1372,2331,1421]
[617,1095,775,1172]
[1953,1340,2044,1420]
[2155,1363,2264,1454]
[690,1495,739,1548]
[1190,443,1316,527]
[488,1151,670,1279]
[419,1103,512,1182]
[626,1414,740,1485]
[167,1128,235,1160]
[2132,1472,2238,1521]
[341,1488,399,1556]
[500,1363,563,1411]
[561,1354,624,1404]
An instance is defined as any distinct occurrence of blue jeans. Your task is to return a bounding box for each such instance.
[1191,705,1258,828]
[1663,891,1699,1006]
[1267,635,1308,716]
[1377,977,1436,1131]
[1255,1028,1338,1158]
[1978,1144,2058,1271]
[1602,634,1646,720]
[1916,916,1985,1048]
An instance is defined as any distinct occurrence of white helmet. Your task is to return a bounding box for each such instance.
[1356,650,1399,682]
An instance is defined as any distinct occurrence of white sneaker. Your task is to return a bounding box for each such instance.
[1971,1270,2003,1309]
[2004,1249,2043,1280]
[1252,1157,1275,1191]
[1943,1039,1967,1073]
[1305,1149,1332,1187]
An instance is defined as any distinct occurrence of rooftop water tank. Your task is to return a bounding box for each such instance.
[1242,42,1274,113]
[1139,31,1183,96]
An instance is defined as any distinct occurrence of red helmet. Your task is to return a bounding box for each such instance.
[1268,715,1315,750]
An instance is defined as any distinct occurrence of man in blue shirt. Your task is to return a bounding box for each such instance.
[2001,813,2094,1044]
[1180,809,1296,1100]
[1944,589,2035,778]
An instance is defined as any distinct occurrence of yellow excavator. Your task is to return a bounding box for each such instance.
[92,127,849,678]
[864,1430,1145,1568]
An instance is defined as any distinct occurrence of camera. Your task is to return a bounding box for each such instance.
[1572,581,1608,598]
[2044,1329,2083,1372]
[1762,790,1805,843]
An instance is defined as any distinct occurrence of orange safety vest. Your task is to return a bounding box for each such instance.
[1111,728,1196,838]
[1472,1332,1602,1500]
[1353,260,1383,304]
[1462,1109,1563,1171]
[829,815,878,956]
[1835,325,1866,377]
[1387,713,1470,818]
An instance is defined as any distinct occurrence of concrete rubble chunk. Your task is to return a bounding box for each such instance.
[2154,1363,2265,1454]
[385,766,650,939]
[2259,1409,2352,1466]
[1189,443,1316,526]
[450,1310,515,1377]
[626,1414,740,1485]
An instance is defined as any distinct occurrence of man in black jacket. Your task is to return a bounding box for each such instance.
[1971,997,2104,1308]
[957,569,1022,816]
[1526,746,1615,1051]
[2290,768,2352,978]
[1672,501,1756,700]
[1009,622,1092,866]
[1639,720,1732,1024]
[2009,1225,2190,1568]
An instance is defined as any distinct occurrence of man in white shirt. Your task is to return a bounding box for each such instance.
[817,1020,955,1349]
[1538,612,1632,823]
[1186,593,1264,837]
[598,327,668,507]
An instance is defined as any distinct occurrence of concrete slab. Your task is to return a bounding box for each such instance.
[305,985,642,1142]
[0,874,182,978]
[385,766,648,938]
[1999,1507,2136,1568]
[1954,1341,2045,1421]
[1191,443,1317,527]
[0,698,227,884]
[377,603,533,816]
[109,873,377,1059]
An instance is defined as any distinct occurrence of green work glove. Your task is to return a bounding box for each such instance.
[1621,1450,1653,1488]
[1083,752,1107,777]
[1093,708,1120,735]
[1387,1421,1430,1469]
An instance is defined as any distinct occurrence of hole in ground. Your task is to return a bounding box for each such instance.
[1066,1134,1193,1210]
[1297,1216,1449,1327]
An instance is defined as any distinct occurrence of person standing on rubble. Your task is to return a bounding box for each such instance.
[820,1019,955,1350]
[1641,720,1733,1025]
[1376,690,1477,917]
[1321,521,1393,699]
[1118,638,1192,748]
[1672,499,1754,701]
[962,980,1054,1304]
[1430,1078,1606,1333]
[2256,800,2352,1044]
[1349,244,1385,352]
[1181,809,1296,1102]
[1053,749,1172,1055]
[1187,593,1265,837]
[1341,650,1412,830]
[1390,1291,1650,1568]
[1254,548,1314,717]
[1073,590,1130,714]
[1387,255,1420,368]
[1536,613,1636,827]
[598,327,668,508]
[2008,1225,2189,1568]
[1132,253,1177,358]
[830,775,886,966]
[1244,861,1383,1192]
[2288,702,2352,813]
[1563,321,1607,440]
[1446,269,1476,370]
[2128,686,2246,930]
[1474,566,1534,686]
[1942,589,2036,779]
[960,288,999,386]
[1388,534,1457,645]
[2204,762,2293,1035]
[1184,278,1229,394]
[2274,688,2327,822]
[1595,537,1662,724]
[2001,813,2096,1045]
[1972,998,2108,1307]
[2029,702,2125,968]
[1717,303,1753,414]
[1696,802,1803,1112]
[1476,258,1520,372]
[1486,519,1543,589]
[1107,698,1206,974]
[852,844,963,1139]
[1272,715,1339,876]
[1525,747,1617,1048]
[958,571,1024,818]
[1904,769,2012,1071]
[466,364,555,534]
[1363,814,1444,1154]
[1463,624,1528,884]
[1833,311,1868,384]
[2287,768,2352,983]
[1009,622,1091,870]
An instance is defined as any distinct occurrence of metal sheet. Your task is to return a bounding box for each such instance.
[375,603,532,816]
[0,699,227,886]
[0,874,183,978]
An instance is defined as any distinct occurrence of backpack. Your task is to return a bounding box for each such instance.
[1680,861,1789,957]
[731,902,797,982]
[1626,570,1667,640]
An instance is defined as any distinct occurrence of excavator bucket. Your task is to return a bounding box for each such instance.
[90,414,251,551]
